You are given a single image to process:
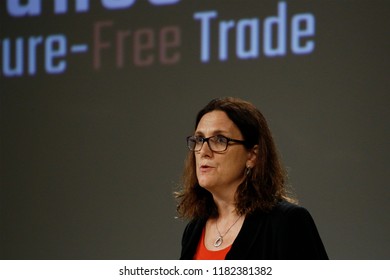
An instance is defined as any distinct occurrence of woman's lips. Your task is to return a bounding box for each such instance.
[199,165,214,172]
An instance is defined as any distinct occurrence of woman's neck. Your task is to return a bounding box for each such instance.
[213,196,238,219]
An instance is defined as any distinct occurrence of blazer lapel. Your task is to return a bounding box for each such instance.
[180,218,206,259]
[225,210,265,259]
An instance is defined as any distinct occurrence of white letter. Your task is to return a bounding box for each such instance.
[194,10,217,63]
[6,0,41,17]
[291,14,315,54]
[236,18,259,59]
[264,1,287,57]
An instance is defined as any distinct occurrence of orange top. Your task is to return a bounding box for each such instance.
[193,228,232,260]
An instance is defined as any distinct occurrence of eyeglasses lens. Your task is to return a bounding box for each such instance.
[187,136,228,152]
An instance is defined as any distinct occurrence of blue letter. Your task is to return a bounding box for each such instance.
[2,38,24,77]
[45,35,67,74]
[149,0,180,5]
[6,0,41,17]
[102,0,136,9]
[28,36,43,75]
[264,1,287,57]
[236,18,260,59]
[291,14,315,54]
[54,0,90,14]
[219,20,235,61]
[194,11,217,63]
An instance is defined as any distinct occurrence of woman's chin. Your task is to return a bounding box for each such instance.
[198,181,216,191]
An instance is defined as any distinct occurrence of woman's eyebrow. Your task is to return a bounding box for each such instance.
[194,129,229,136]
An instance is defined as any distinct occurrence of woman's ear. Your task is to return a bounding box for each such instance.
[246,145,259,168]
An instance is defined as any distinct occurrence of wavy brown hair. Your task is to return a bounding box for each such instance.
[175,97,296,219]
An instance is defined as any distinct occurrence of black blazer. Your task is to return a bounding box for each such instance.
[180,201,328,260]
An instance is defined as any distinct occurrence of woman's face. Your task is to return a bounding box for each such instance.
[194,110,256,195]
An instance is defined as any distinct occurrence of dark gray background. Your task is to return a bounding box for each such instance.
[1,0,389,259]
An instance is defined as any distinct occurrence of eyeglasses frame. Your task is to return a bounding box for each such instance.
[186,135,247,152]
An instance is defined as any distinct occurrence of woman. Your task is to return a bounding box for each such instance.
[176,97,328,260]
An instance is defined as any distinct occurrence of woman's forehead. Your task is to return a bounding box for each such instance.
[195,111,241,136]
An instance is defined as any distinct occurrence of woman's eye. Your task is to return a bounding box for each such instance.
[216,136,227,143]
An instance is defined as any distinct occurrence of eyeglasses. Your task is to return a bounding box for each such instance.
[186,135,246,152]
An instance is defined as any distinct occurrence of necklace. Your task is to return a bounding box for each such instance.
[214,215,241,247]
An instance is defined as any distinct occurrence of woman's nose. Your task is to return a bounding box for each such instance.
[198,140,213,156]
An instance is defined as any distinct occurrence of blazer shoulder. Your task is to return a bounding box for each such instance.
[267,200,318,229]
[271,200,329,259]
[273,200,307,214]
